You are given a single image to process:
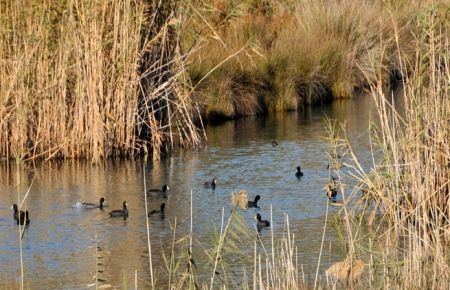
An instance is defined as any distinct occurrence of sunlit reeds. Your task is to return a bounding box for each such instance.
[144,186,308,289]
[0,0,201,162]
[184,0,422,119]
[323,3,450,288]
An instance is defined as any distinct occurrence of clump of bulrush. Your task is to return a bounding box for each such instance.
[231,190,249,209]
[325,256,364,284]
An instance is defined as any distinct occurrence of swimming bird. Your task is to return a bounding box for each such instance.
[295,166,304,177]
[147,184,170,197]
[325,178,338,203]
[81,197,106,209]
[148,203,165,219]
[256,213,270,231]
[272,140,278,147]
[11,204,25,222]
[109,201,128,219]
[247,195,261,208]
[17,211,30,226]
[328,190,338,202]
[204,179,216,190]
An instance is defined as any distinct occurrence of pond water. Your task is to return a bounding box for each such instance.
[0,96,377,289]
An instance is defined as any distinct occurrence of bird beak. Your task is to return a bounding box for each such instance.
[167,186,170,190]
[10,205,13,209]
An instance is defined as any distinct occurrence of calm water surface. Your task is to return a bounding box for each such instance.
[0,97,377,289]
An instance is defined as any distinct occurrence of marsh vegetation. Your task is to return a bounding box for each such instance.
[0,0,449,289]
[0,0,201,162]
[184,0,423,119]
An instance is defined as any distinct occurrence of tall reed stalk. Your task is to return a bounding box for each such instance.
[143,189,308,289]
[323,3,450,287]
[0,0,201,163]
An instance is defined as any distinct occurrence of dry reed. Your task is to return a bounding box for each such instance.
[144,188,308,289]
[323,3,450,288]
[325,256,364,284]
[183,0,423,119]
[0,0,202,163]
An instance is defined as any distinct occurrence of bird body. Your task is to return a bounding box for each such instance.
[256,213,270,231]
[110,201,128,219]
[11,204,25,222]
[17,211,30,225]
[295,166,304,177]
[147,184,170,198]
[328,190,338,202]
[204,179,216,190]
[325,178,338,202]
[148,203,165,219]
[247,195,261,208]
[81,197,106,209]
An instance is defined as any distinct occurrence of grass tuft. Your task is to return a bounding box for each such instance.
[183,0,427,119]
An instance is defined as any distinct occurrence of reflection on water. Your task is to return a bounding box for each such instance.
[0,96,376,288]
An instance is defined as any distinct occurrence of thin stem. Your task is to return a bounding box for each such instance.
[143,164,154,289]
[314,199,330,289]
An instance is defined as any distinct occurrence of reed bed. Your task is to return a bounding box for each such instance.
[4,1,450,288]
[184,0,423,119]
[0,0,201,163]
[323,3,450,288]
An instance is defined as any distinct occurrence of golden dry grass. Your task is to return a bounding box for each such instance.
[325,256,365,284]
[183,0,425,119]
[323,3,450,288]
[231,189,249,209]
[0,0,202,162]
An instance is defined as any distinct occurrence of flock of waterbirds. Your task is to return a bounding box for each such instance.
[10,140,340,233]
[7,139,344,289]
